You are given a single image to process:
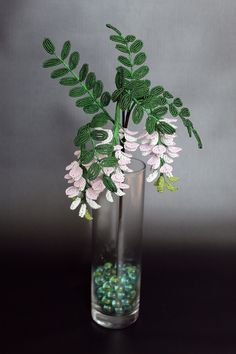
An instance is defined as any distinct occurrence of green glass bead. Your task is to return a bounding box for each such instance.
[110,276,119,285]
[101,296,112,305]
[114,307,124,315]
[128,273,138,282]
[104,262,113,270]
[96,287,105,300]
[94,276,105,287]
[102,281,112,292]
[104,269,113,280]
[127,290,136,300]
[107,291,116,299]
[94,270,103,277]
[102,305,113,314]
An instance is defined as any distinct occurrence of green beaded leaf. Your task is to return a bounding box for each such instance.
[42,38,55,54]
[93,80,103,98]
[146,116,156,134]
[133,52,146,65]
[76,97,94,107]
[168,176,180,182]
[50,68,69,78]
[59,77,78,86]
[100,92,111,107]
[42,58,61,68]
[95,144,113,155]
[118,56,132,67]
[83,104,99,114]
[155,176,165,192]
[61,40,71,60]
[87,163,100,181]
[80,149,94,164]
[79,64,89,81]
[169,103,178,117]
[103,175,117,192]
[120,93,132,110]
[132,66,149,79]
[153,106,168,117]
[69,51,80,70]
[117,66,132,79]
[156,96,167,106]
[69,86,86,97]
[115,69,125,89]
[86,72,96,90]
[106,24,122,36]
[192,129,203,149]
[115,44,129,53]
[132,105,144,124]
[110,35,126,44]
[179,107,190,117]
[74,125,90,146]
[173,98,183,107]
[163,91,173,99]
[130,39,143,53]
[165,183,178,192]
[125,35,136,42]
[91,129,108,141]
[157,122,175,134]
[100,156,117,167]
[111,88,124,102]
[150,86,164,96]
[91,113,109,128]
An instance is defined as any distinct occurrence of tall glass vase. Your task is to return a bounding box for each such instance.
[91,158,146,329]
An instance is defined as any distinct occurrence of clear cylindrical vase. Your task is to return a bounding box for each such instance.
[91,158,146,329]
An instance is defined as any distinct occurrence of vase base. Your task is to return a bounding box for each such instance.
[91,308,139,329]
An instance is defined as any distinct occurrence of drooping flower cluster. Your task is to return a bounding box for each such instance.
[64,128,140,219]
[139,117,182,186]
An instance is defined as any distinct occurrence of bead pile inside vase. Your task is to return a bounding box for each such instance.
[93,262,139,316]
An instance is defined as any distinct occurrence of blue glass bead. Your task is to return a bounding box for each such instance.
[124,283,134,292]
[111,299,121,308]
[120,275,130,285]
[117,291,126,300]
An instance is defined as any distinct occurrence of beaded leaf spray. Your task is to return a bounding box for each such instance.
[42,24,202,220]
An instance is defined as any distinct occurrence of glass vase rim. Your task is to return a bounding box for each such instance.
[124,157,146,175]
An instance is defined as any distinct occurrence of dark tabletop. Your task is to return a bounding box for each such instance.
[1,240,236,354]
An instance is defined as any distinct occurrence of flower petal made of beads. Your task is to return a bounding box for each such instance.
[86,198,101,209]
[146,170,159,183]
[106,190,114,203]
[74,177,86,191]
[70,197,81,210]
[79,203,86,217]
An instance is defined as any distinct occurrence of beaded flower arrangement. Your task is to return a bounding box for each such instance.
[42,24,202,220]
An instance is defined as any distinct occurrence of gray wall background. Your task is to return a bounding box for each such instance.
[1,0,236,252]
